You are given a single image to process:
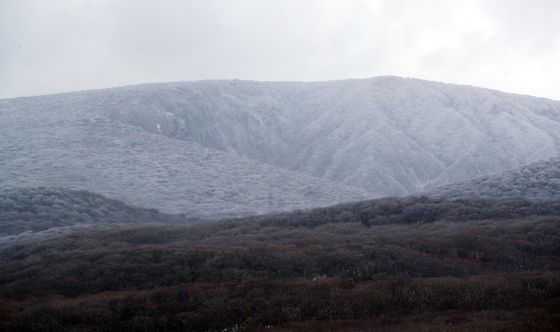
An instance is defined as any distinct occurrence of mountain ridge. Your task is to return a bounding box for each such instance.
[3,76,558,103]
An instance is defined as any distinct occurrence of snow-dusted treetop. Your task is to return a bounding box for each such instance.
[428,157,560,199]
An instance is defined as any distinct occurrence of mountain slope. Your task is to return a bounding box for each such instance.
[83,77,560,194]
[0,187,190,237]
[428,157,560,198]
[0,102,369,218]
[2,76,560,215]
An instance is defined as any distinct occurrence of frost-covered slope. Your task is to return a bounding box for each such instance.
[27,76,560,196]
[0,100,369,218]
[1,76,560,211]
[428,157,560,198]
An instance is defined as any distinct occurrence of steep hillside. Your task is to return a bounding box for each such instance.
[429,157,560,198]
[2,76,560,215]
[0,187,191,237]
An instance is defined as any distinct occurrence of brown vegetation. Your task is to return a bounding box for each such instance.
[0,196,559,331]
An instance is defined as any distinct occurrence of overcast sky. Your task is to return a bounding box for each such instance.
[1,0,559,100]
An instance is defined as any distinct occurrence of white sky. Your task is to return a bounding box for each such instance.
[1,0,559,100]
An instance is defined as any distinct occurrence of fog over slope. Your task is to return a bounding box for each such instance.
[1,76,560,216]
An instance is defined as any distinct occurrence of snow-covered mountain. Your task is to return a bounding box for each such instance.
[428,157,560,198]
[1,76,560,217]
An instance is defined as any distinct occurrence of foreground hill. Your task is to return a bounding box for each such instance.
[1,195,559,331]
[2,77,560,217]
[0,187,190,237]
[429,157,560,198]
